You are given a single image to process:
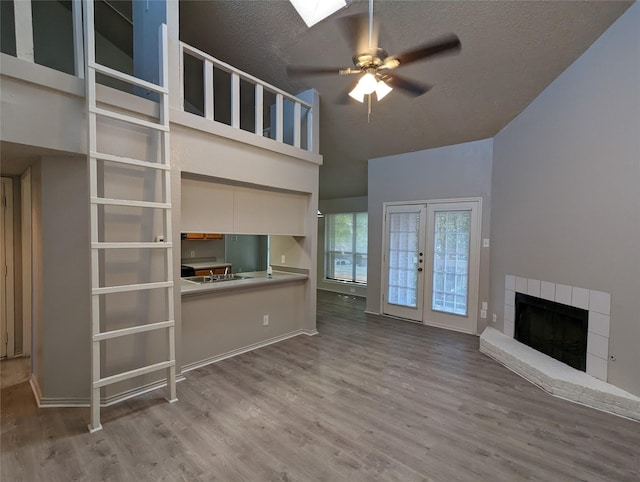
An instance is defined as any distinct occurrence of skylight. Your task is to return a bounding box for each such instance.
[289,0,347,28]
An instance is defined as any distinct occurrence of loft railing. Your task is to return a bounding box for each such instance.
[180,42,315,152]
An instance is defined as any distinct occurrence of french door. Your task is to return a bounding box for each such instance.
[382,205,427,321]
[383,200,481,334]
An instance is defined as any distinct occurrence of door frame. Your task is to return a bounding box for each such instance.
[1,177,15,358]
[21,168,32,357]
[381,197,482,333]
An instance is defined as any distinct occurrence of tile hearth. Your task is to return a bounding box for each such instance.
[480,327,640,421]
[479,274,639,421]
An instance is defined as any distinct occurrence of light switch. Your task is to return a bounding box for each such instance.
[483,238,490,248]
[481,301,488,310]
[480,310,487,319]
[281,255,286,264]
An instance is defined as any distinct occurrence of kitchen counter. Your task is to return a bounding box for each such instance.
[180,270,308,296]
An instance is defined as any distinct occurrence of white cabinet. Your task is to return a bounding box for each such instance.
[181,178,234,233]
[181,178,307,236]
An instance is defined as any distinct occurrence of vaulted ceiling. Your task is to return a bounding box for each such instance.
[183,1,631,199]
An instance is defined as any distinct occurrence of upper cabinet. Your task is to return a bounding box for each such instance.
[181,177,308,236]
[182,233,223,240]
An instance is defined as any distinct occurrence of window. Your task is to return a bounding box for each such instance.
[325,212,367,284]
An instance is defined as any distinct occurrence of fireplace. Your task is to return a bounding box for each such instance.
[514,292,588,371]
[503,275,611,381]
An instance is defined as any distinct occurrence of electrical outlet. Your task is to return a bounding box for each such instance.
[155,234,164,242]
[350,288,355,293]
[492,313,497,323]
[190,250,196,258]
[263,314,269,326]
[281,255,286,264]
[480,309,487,319]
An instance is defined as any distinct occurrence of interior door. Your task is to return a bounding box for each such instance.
[382,204,427,321]
[424,201,480,334]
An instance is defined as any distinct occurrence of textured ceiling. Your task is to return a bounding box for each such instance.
[180,0,632,200]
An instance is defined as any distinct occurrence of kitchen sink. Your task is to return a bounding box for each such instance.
[183,275,213,283]
[182,274,252,283]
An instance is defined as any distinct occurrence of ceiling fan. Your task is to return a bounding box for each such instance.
[287,0,461,107]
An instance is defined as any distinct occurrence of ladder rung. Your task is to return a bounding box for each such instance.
[91,151,170,170]
[91,197,171,209]
[93,281,173,295]
[93,360,175,388]
[93,320,175,342]
[92,242,172,249]
[90,106,169,132]
[90,62,169,95]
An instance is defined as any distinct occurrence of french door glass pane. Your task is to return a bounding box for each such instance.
[432,211,470,316]
[387,212,419,307]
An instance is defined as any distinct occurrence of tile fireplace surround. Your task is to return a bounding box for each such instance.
[480,275,640,421]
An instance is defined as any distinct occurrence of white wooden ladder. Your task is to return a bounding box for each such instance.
[83,0,177,433]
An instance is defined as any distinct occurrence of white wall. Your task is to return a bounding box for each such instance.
[490,2,640,396]
[367,139,494,332]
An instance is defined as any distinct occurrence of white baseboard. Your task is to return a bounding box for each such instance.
[30,373,186,408]
[29,330,318,408]
[182,329,312,373]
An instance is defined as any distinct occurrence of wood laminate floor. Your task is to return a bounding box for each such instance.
[1,291,638,481]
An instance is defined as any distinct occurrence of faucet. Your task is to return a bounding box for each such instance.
[224,266,230,279]
[209,269,214,281]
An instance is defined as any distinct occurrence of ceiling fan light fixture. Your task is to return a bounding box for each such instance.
[349,72,378,102]
[348,88,366,103]
[375,80,392,101]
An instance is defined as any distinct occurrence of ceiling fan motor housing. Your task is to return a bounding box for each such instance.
[353,48,389,70]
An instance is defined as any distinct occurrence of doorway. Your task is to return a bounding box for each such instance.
[382,199,481,334]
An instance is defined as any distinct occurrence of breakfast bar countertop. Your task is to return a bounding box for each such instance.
[180,270,308,296]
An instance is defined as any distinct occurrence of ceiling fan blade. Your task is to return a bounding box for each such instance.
[384,74,431,97]
[286,65,349,77]
[338,13,379,54]
[386,33,461,68]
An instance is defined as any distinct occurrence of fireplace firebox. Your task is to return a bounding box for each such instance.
[514,292,588,371]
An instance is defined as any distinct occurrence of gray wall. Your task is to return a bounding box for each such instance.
[38,156,91,401]
[490,2,640,396]
[367,138,493,332]
[317,196,368,297]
